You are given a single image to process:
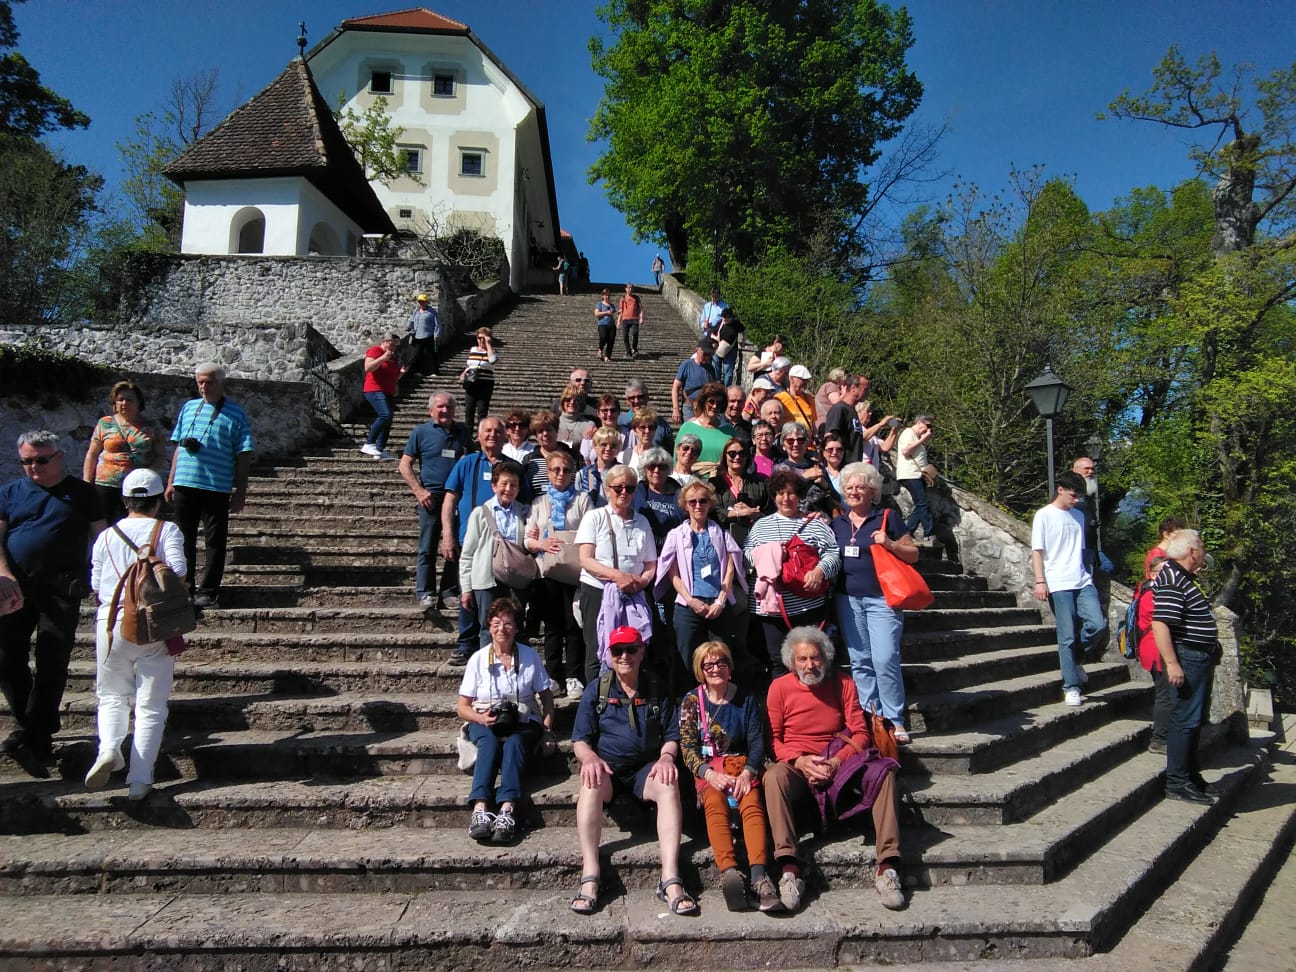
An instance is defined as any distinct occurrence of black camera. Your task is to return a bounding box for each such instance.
[181,437,203,453]
[490,700,520,736]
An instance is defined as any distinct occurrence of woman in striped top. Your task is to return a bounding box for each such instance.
[459,327,498,430]
[743,469,840,677]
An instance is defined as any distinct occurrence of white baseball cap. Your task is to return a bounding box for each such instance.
[121,469,165,498]
[788,365,812,380]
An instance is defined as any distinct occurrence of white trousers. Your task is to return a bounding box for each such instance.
[94,608,175,786]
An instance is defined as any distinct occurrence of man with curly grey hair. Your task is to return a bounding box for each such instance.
[763,626,905,913]
[0,431,105,761]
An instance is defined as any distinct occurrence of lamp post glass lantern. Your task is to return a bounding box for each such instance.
[1025,365,1072,497]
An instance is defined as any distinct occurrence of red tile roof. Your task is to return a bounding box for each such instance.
[163,59,394,234]
[341,8,469,33]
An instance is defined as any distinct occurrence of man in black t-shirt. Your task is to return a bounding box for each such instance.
[823,375,867,463]
[0,431,105,761]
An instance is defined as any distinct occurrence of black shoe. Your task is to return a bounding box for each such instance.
[193,592,219,610]
[0,729,27,754]
[1192,774,1225,797]
[1147,738,1167,754]
[1165,783,1215,805]
[23,734,54,762]
[448,648,472,668]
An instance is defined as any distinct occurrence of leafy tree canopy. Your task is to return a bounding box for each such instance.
[336,94,412,187]
[0,0,89,137]
[588,0,921,269]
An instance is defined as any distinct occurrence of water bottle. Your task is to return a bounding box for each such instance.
[727,792,740,832]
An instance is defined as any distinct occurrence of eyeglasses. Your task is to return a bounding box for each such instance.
[608,643,641,657]
[571,376,590,383]
[822,447,843,454]
[550,467,573,476]
[701,659,731,671]
[784,436,807,444]
[19,454,58,467]
[677,445,698,453]
[489,617,517,628]
[685,498,710,507]
[725,450,746,459]
[646,463,669,471]
[561,397,577,404]
[608,483,632,494]
[598,407,617,415]
[505,422,525,429]
[626,395,646,403]
[702,399,721,408]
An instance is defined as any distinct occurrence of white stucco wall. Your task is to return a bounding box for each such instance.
[179,177,363,257]
[308,28,555,291]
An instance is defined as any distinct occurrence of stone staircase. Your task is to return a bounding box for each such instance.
[0,285,1291,969]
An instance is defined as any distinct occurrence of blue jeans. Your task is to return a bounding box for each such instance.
[901,478,932,537]
[364,391,393,449]
[1166,647,1215,790]
[416,501,454,601]
[1048,585,1106,691]
[836,594,906,727]
[622,319,640,354]
[719,352,738,386]
[467,719,540,805]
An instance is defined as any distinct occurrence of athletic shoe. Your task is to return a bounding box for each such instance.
[566,677,584,698]
[491,808,516,844]
[468,808,495,841]
[751,874,784,912]
[778,871,804,912]
[128,783,152,801]
[84,750,125,788]
[1064,688,1084,707]
[875,867,906,910]
[448,647,472,667]
[1147,738,1167,754]
[359,443,380,457]
[376,450,396,461]
[418,595,437,610]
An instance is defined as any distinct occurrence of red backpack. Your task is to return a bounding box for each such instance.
[780,521,821,599]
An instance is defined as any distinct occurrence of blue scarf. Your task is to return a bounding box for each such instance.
[547,482,576,531]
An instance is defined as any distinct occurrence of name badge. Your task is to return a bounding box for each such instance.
[701,744,713,758]
[441,448,457,459]
[483,468,493,480]
[844,545,861,558]
[700,564,714,579]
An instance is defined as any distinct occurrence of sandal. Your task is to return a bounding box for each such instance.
[656,877,699,916]
[570,874,601,915]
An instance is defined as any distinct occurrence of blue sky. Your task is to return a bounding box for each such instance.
[14,1,1293,286]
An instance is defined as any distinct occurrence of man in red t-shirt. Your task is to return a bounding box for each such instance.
[764,626,905,912]
[361,334,407,460]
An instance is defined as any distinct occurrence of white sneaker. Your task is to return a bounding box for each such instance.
[128,782,152,801]
[1064,688,1084,707]
[84,750,125,788]
[566,677,584,698]
[359,443,380,457]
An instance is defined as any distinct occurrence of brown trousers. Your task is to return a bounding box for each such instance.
[764,760,901,866]
[699,782,769,872]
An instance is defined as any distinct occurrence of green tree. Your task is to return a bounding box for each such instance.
[0,135,101,325]
[588,0,921,269]
[336,94,411,186]
[116,69,224,250]
[0,0,88,137]
[1104,48,1296,696]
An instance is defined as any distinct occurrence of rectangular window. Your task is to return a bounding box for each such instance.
[399,145,423,175]
[433,74,455,97]
[398,208,413,220]
[370,71,393,94]
[460,150,484,178]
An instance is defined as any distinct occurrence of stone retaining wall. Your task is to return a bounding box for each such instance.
[0,255,510,385]
[0,373,323,483]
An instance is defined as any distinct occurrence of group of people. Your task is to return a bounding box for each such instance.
[0,363,254,800]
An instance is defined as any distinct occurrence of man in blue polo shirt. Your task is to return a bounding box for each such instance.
[440,416,506,664]
[399,392,470,610]
[164,363,255,610]
[671,338,720,425]
[0,430,105,761]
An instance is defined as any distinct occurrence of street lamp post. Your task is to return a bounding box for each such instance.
[1024,364,1072,499]
[1085,433,1104,567]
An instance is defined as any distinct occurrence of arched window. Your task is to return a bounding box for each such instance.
[230,207,265,254]
[307,221,342,256]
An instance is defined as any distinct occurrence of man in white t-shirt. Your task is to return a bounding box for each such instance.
[1030,471,1108,706]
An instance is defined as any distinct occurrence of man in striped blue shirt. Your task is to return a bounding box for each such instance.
[1150,529,1220,805]
[165,364,255,610]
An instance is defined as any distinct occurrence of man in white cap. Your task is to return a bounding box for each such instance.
[407,293,443,376]
[776,365,818,436]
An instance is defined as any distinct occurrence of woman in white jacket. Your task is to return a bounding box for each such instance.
[86,469,187,800]
[458,460,533,647]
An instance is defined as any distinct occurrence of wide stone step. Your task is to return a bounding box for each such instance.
[898,623,1058,664]
[901,642,1061,695]
[81,604,450,635]
[906,661,1131,733]
[73,630,456,662]
[901,605,1041,633]
[0,740,1270,967]
[905,680,1151,775]
[64,659,456,696]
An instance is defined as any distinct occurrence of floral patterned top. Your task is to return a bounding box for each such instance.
[677,683,767,781]
[90,415,165,486]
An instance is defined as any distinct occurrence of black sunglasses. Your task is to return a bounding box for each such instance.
[609,643,641,657]
[20,455,58,467]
